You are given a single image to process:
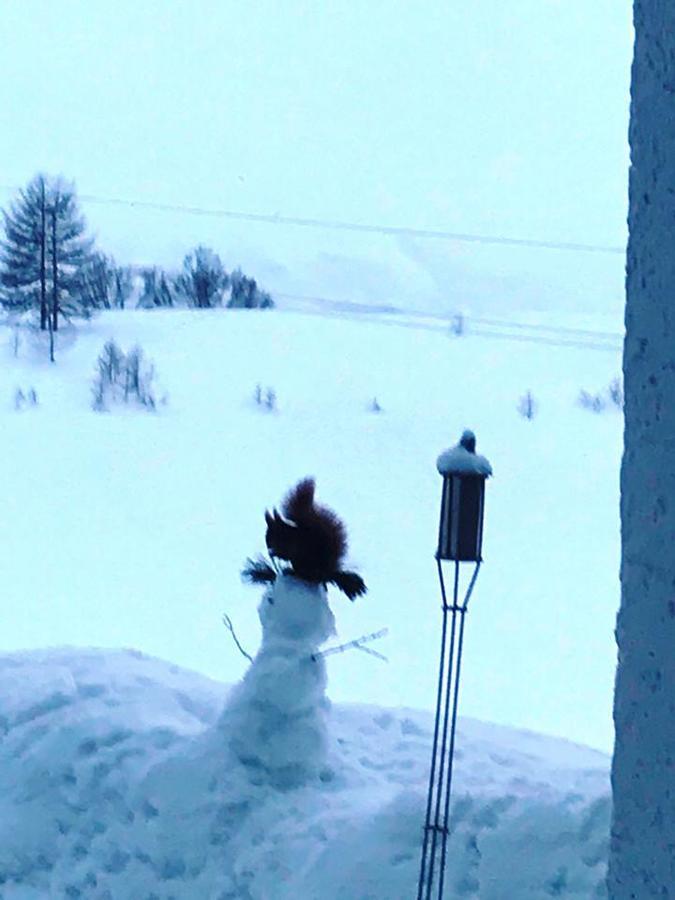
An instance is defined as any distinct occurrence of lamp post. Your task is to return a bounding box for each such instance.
[417,430,492,900]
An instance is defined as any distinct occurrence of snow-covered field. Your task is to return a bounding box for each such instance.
[0,305,622,896]
[0,306,622,753]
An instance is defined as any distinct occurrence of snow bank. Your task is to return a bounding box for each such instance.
[0,648,610,898]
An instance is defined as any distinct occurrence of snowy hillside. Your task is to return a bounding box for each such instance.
[0,647,610,898]
[0,307,622,754]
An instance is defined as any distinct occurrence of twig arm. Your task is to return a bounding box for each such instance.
[312,627,388,662]
[222,613,253,662]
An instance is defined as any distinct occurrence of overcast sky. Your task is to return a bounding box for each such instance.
[0,1,633,317]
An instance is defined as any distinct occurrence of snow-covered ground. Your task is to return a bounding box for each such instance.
[0,647,610,898]
[0,306,622,754]
[0,305,622,895]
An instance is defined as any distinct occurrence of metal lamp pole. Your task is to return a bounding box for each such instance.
[417,431,492,900]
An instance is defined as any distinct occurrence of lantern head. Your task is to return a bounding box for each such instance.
[436,431,492,562]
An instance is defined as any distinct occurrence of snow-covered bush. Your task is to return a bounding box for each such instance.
[517,390,537,420]
[98,339,125,385]
[578,378,623,414]
[578,390,606,413]
[227,267,274,309]
[13,387,38,410]
[92,340,160,411]
[265,387,276,411]
[253,383,277,412]
[608,376,624,410]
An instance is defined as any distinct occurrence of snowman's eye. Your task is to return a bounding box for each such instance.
[267,596,274,605]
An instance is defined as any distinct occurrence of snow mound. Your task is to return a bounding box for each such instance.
[0,648,610,898]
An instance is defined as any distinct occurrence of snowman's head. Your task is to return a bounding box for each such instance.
[258,572,336,647]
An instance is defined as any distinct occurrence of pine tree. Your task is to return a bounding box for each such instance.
[0,174,93,332]
[46,182,93,331]
[112,264,134,309]
[0,174,49,327]
[227,267,274,309]
[78,252,115,310]
[137,268,174,308]
[77,254,133,311]
[174,246,228,308]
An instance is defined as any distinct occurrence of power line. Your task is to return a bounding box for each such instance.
[0,182,625,256]
[275,294,622,353]
[466,325,621,353]
[276,291,624,344]
[77,194,627,255]
[454,313,621,341]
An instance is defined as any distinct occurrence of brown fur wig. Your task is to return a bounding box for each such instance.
[242,478,366,600]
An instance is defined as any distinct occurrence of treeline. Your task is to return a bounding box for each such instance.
[136,248,273,311]
[0,173,274,351]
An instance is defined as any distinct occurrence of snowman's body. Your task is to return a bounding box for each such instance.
[222,572,336,788]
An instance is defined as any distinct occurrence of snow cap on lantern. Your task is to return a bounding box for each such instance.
[436,430,492,562]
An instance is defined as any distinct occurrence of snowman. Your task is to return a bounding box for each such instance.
[221,478,366,788]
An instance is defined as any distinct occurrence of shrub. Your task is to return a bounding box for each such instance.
[92,340,159,411]
[578,377,624,414]
[228,268,274,309]
[608,377,624,410]
[253,383,277,412]
[517,390,537,420]
[578,390,607,413]
[173,246,228,308]
[13,387,38,410]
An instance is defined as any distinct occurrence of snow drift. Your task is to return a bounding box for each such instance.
[0,647,610,898]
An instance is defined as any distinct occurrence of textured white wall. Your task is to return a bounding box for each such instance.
[608,3,675,896]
